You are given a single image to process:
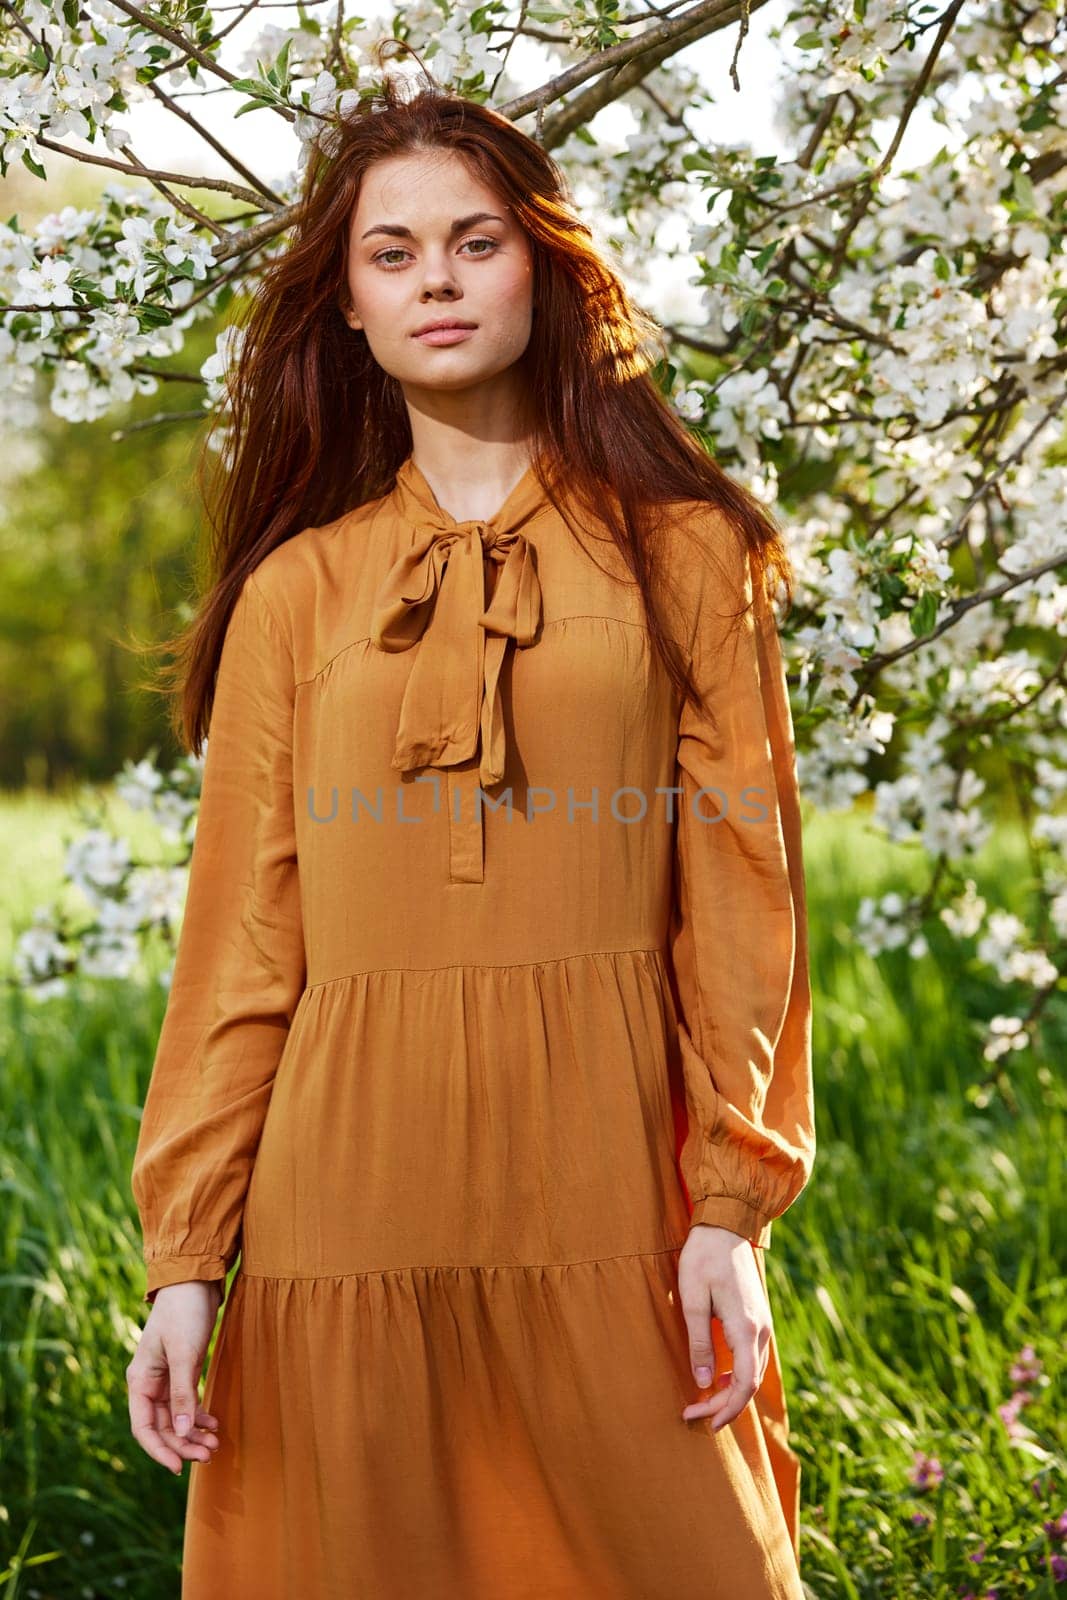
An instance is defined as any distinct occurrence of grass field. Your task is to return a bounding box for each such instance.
[1,788,1064,1597]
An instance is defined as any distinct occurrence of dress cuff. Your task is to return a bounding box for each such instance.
[144,1252,229,1304]
[689,1194,774,1248]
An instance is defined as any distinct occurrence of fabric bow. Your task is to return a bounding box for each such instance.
[370,513,543,787]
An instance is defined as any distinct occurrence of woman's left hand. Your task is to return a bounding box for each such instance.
[677,1223,771,1429]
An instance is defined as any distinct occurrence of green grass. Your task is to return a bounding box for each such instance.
[0,793,1063,1597]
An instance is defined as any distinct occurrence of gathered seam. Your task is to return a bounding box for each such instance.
[239,1242,689,1284]
[303,945,666,990]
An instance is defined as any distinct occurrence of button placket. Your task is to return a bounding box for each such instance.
[446,763,486,884]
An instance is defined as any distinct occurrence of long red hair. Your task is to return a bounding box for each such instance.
[153,58,794,753]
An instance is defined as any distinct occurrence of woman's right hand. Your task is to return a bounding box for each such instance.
[126,1280,225,1474]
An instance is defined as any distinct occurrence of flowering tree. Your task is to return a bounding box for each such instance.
[4,0,1067,1078]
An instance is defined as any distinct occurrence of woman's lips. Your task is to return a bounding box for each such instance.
[412,325,477,345]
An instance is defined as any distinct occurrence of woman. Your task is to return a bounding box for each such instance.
[126,62,815,1600]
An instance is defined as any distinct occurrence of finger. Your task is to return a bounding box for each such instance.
[682,1370,728,1410]
[188,1405,221,1440]
[158,1408,220,1453]
[683,1360,765,1427]
[166,1354,204,1440]
[128,1381,185,1474]
[683,1328,761,1427]
[155,1401,216,1463]
[679,1286,716,1390]
[727,1327,758,1401]
[682,1372,746,1426]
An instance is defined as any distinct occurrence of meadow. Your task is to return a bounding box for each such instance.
[0,788,1063,1598]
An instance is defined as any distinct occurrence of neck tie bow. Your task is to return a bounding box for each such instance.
[370,455,548,788]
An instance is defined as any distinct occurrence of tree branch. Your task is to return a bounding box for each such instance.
[847,549,1067,710]
[33,135,270,208]
[495,0,772,146]
[147,79,284,206]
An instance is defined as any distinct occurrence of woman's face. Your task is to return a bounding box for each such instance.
[342,148,535,394]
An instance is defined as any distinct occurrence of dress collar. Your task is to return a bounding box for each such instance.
[388,450,552,537]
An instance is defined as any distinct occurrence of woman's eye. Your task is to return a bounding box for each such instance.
[371,237,500,268]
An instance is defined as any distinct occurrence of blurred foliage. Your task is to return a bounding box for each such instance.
[0,160,225,791]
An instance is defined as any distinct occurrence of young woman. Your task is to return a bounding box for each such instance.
[126,64,815,1600]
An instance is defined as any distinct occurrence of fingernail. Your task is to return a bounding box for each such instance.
[696,1367,712,1385]
[176,1413,191,1434]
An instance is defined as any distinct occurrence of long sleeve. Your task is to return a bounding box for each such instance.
[664,510,814,1249]
[131,572,307,1303]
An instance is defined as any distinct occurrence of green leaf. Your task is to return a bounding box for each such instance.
[21,148,47,181]
[1012,169,1037,215]
[909,591,939,638]
[137,304,175,329]
[794,29,824,48]
[727,189,747,226]
[296,0,323,35]
[1020,104,1050,133]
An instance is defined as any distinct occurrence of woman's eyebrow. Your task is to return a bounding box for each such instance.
[360,211,507,242]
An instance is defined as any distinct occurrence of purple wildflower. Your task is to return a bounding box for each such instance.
[1008,1345,1042,1387]
[997,1391,1030,1438]
[909,1450,944,1490]
[1043,1510,1067,1542]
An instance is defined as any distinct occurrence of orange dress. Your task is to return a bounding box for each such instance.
[131,451,815,1599]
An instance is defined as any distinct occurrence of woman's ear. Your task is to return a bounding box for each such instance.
[337,291,362,331]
